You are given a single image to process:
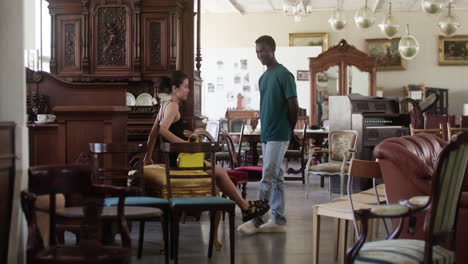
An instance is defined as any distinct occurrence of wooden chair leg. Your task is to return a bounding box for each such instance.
[333,218,340,260]
[229,208,235,264]
[172,209,180,264]
[339,219,349,264]
[208,210,216,258]
[241,183,247,199]
[214,211,223,250]
[138,220,145,259]
[312,207,320,264]
[161,209,170,264]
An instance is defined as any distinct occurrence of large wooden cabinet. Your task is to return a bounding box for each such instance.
[47,0,183,81]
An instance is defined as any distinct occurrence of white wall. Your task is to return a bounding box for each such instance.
[1,0,28,263]
[200,10,468,115]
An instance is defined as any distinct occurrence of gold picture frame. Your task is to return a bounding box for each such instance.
[439,35,468,65]
[366,38,406,71]
[296,70,310,81]
[289,33,329,51]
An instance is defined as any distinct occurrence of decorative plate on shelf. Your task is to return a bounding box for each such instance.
[136,93,154,106]
[126,92,136,106]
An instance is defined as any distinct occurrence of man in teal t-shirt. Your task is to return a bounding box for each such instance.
[238,35,298,235]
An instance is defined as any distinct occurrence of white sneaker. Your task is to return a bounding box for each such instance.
[258,219,286,233]
[237,220,259,235]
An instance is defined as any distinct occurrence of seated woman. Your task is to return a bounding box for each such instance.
[144,71,269,222]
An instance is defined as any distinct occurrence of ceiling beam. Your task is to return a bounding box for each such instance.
[266,0,276,11]
[227,0,246,15]
[372,0,383,12]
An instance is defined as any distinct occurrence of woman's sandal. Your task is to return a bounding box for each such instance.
[241,200,270,222]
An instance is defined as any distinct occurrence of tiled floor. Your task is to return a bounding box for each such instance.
[127,174,386,264]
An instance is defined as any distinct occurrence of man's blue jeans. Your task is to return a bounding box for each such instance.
[254,140,289,226]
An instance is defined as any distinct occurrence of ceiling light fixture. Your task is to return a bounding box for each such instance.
[378,2,400,39]
[283,0,312,23]
[421,0,445,14]
[355,0,375,30]
[438,2,460,37]
[399,24,420,60]
[329,0,347,31]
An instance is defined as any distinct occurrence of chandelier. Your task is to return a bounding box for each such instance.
[282,0,312,23]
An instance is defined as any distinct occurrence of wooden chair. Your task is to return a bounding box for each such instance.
[346,132,468,264]
[461,116,468,128]
[89,143,170,260]
[223,131,263,183]
[410,123,445,140]
[284,124,308,184]
[24,165,135,264]
[447,123,468,141]
[305,130,358,198]
[160,141,236,264]
[424,114,455,141]
[229,118,245,133]
[312,160,387,264]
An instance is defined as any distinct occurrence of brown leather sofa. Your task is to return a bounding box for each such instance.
[374,133,468,263]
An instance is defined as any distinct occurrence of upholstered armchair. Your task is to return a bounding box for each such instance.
[374,133,468,263]
[305,130,358,197]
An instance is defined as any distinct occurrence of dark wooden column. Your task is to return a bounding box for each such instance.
[0,122,15,263]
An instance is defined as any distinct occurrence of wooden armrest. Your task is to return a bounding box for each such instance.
[408,196,430,206]
[370,204,409,217]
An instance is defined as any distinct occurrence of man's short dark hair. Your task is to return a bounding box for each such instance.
[255,35,276,51]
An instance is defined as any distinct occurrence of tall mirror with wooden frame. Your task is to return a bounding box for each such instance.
[309,39,377,125]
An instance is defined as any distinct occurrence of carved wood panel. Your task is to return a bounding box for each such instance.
[142,13,168,72]
[97,7,127,66]
[57,15,81,74]
[92,4,131,72]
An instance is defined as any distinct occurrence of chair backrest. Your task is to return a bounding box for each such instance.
[328,130,358,163]
[229,118,245,132]
[410,123,445,140]
[461,116,468,128]
[237,124,246,166]
[447,123,468,140]
[424,114,455,140]
[428,132,468,243]
[25,165,130,250]
[221,131,239,170]
[89,142,147,192]
[160,142,219,198]
[205,120,220,142]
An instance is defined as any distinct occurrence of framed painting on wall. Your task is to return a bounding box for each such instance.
[289,33,328,51]
[366,38,406,71]
[296,70,310,81]
[439,35,468,65]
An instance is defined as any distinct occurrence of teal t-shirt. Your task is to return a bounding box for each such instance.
[259,64,297,142]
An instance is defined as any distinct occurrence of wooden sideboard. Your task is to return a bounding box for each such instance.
[0,122,15,263]
[225,110,259,130]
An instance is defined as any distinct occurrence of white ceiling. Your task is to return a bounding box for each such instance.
[199,0,468,14]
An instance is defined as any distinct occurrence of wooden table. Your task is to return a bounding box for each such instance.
[229,132,261,166]
[286,129,329,179]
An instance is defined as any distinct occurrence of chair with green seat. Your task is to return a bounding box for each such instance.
[346,131,468,264]
[89,142,170,261]
[160,141,235,264]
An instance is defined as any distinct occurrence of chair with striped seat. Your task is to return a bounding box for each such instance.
[89,143,170,260]
[346,132,468,264]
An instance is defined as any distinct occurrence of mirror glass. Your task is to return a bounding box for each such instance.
[316,66,339,123]
[347,65,370,96]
